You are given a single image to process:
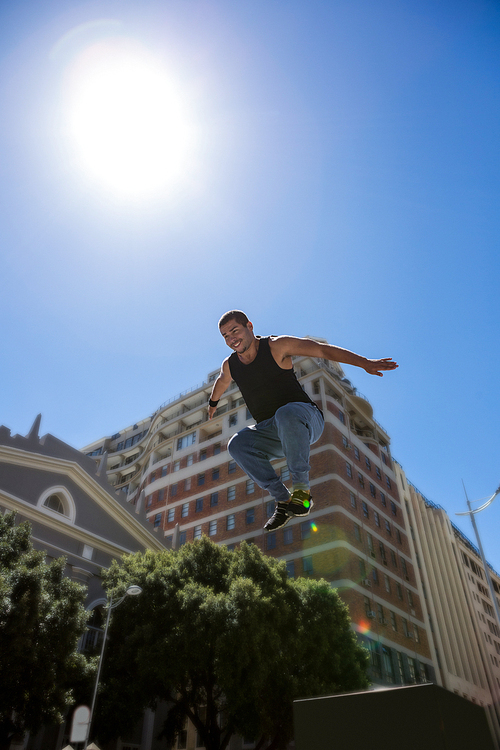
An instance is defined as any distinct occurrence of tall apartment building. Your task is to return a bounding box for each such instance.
[394,465,500,748]
[84,352,435,691]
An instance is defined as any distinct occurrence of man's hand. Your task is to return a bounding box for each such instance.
[363,358,398,377]
[208,405,217,420]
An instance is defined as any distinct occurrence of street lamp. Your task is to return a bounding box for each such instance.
[83,585,143,749]
[456,484,500,625]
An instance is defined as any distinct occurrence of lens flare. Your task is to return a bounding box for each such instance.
[311,522,318,532]
[303,499,310,508]
[358,620,371,635]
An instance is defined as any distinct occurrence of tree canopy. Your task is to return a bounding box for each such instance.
[0,512,92,750]
[97,537,369,750]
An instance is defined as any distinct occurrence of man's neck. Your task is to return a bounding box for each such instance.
[237,336,260,364]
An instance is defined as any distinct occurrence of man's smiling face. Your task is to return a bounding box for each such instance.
[220,319,255,354]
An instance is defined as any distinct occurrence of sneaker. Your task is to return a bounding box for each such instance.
[288,489,314,517]
[264,501,293,531]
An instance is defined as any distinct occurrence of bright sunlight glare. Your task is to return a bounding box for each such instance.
[63,39,196,198]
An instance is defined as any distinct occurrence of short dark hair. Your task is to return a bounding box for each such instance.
[218,310,249,329]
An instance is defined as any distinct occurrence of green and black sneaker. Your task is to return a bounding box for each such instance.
[288,489,313,517]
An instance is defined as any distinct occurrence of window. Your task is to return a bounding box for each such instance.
[301,521,311,540]
[266,501,274,518]
[354,446,360,460]
[414,625,420,643]
[227,486,236,502]
[402,618,410,637]
[379,542,387,564]
[374,511,380,526]
[82,544,94,560]
[154,513,162,527]
[385,520,391,535]
[158,489,165,503]
[372,568,379,585]
[367,533,374,556]
[390,549,397,567]
[376,466,382,479]
[346,462,352,478]
[229,414,238,427]
[266,533,276,550]
[177,433,196,450]
[197,473,205,486]
[213,443,221,455]
[386,476,392,490]
[358,472,365,488]
[286,560,295,578]
[354,523,361,542]
[396,582,403,599]
[391,611,397,631]
[187,453,194,466]
[167,508,175,522]
[395,528,402,544]
[173,460,180,472]
[280,466,290,481]
[365,457,371,470]
[284,528,293,544]
[246,480,255,495]
[228,460,236,474]
[194,525,202,539]
[342,435,349,448]
[338,409,345,424]
[212,468,220,481]
[146,495,153,508]
[150,471,156,484]
[200,449,207,461]
[171,483,178,497]
[384,575,391,593]
[162,466,168,477]
[181,503,189,518]
[43,495,67,516]
[195,498,203,512]
[370,483,376,498]
[209,520,217,536]
[407,589,414,607]
[210,492,219,507]
[377,603,384,623]
[184,478,191,491]
[246,508,255,524]
[390,501,397,516]
[359,559,367,579]
[401,557,409,580]
[303,556,314,575]
[362,501,369,519]
[227,514,235,531]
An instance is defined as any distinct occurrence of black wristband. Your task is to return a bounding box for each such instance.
[209,399,219,408]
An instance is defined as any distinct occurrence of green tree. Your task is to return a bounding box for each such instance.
[0,512,92,750]
[96,537,369,750]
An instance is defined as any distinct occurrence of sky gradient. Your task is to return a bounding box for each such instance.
[1,0,499,570]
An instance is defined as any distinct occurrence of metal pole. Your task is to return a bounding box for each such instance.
[82,595,114,750]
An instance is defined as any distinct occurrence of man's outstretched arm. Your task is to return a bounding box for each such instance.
[208,359,232,419]
[272,336,398,377]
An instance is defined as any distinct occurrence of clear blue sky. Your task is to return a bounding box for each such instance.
[1,1,500,571]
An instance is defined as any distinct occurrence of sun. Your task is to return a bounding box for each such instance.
[62,38,196,199]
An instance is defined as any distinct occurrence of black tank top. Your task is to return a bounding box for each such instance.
[228,336,316,423]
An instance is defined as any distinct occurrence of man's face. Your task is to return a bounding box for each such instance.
[220,319,254,354]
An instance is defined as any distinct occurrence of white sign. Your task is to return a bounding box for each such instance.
[70,705,90,744]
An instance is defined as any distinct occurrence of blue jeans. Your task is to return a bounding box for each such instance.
[227,402,324,503]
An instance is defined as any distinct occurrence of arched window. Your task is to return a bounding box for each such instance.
[44,494,65,514]
[37,486,76,523]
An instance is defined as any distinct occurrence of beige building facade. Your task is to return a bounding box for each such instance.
[394,464,500,748]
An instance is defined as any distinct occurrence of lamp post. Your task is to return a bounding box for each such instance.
[456,484,500,626]
[83,585,142,749]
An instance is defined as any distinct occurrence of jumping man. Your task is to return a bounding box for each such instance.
[208,310,398,532]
